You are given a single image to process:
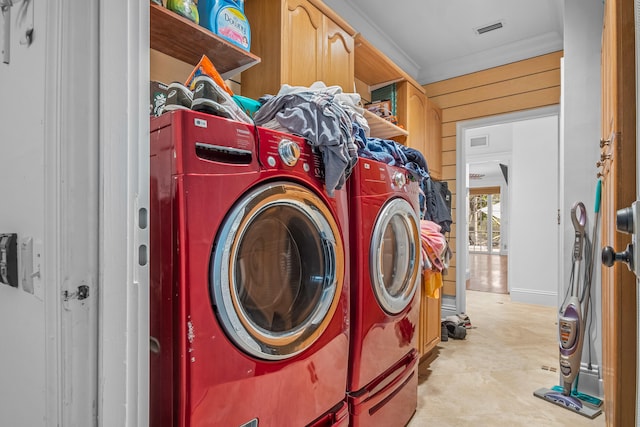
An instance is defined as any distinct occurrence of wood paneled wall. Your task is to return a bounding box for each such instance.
[424,51,563,296]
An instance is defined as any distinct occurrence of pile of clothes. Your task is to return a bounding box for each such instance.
[253,81,453,237]
[253,82,363,196]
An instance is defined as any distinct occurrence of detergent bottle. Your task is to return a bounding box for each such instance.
[167,0,199,24]
[198,0,251,51]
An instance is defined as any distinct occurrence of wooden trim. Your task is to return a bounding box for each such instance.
[425,51,563,97]
[442,136,456,151]
[442,150,456,166]
[430,69,560,109]
[442,281,456,295]
[442,86,560,123]
[307,0,356,35]
[446,179,457,195]
[441,165,456,181]
[442,264,456,281]
[469,186,501,195]
[449,223,457,239]
[354,35,424,89]
[442,122,457,138]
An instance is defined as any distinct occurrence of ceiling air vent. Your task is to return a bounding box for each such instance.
[475,21,504,35]
[469,135,489,148]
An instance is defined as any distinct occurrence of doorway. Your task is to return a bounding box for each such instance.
[467,189,508,294]
[468,191,501,254]
[454,106,560,315]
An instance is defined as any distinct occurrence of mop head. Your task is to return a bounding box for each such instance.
[533,387,602,419]
[550,385,603,407]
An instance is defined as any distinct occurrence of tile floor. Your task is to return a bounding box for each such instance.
[407,290,606,427]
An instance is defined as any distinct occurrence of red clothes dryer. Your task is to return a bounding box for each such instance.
[149,110,350,427]
[347,157,421,427]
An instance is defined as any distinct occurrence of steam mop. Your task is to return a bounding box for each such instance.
[533,182,603,418]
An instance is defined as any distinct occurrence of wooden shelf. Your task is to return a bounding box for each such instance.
[364,110,408,140]
[150,3,260,79]
[354,35,423,92]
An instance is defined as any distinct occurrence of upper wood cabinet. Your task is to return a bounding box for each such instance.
[426,99,443,180]
[241,0,356,99]
[323,16,355,93]
[354,35,421,91]
[354,35,421,140]
[394,81,426,148]
[392,81,442,179]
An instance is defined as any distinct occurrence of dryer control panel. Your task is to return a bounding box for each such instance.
[258,128,324,181]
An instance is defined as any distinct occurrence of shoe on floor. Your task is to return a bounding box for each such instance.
[445,313,473,329]
[443,320,467,340]
[441,322,449,342]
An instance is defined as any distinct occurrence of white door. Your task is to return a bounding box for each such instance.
[0,0,100,425]
[0,1,48,424]
[1,1,149,426]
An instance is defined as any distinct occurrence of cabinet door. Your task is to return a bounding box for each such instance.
[405,82,427,154]
[323,17,354,92]
[284,0,323,87]
[418,284,441,358]
[425,288,441,352]
[426,100,443,180]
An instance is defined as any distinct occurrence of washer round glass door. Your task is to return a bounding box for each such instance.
[211,182,345,360]
[370,198,420,314]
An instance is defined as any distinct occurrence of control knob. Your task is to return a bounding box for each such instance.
[278,139,300,167]
[392,172,406,187]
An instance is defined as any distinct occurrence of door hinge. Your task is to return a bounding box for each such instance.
[558,209,561,225]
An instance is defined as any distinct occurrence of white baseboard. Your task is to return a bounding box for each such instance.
[509,288,557,307]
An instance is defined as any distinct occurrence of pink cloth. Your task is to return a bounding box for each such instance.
[420,220,447,271]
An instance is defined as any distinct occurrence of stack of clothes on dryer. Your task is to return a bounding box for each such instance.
[251,81,453,236]
[356,136,452,232]
[253,81,363,196]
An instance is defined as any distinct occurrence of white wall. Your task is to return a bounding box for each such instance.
[509,116,560,305]
[561,0,604,398]
[467,123,514,155]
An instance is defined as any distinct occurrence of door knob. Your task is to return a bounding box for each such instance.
[601,202,640,276]
[601,244,634,271]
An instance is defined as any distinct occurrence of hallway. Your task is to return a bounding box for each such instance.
[408,290,605,426]
[467,253,508,294]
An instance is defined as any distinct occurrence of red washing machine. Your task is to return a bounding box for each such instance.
[347,157,421,427]
[149,110,351,427]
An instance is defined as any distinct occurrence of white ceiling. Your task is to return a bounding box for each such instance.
[324,0,564,84]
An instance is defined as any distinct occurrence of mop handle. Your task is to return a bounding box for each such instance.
[594,179,601,214]
[583,179,602,335]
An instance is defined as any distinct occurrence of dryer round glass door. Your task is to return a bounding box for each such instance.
[370,198,420,314]
[211,181,345,360]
